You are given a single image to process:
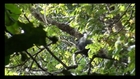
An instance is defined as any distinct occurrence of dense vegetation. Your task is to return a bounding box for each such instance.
[5,3,135,76]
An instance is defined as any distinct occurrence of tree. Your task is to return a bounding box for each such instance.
[5,3,135,76]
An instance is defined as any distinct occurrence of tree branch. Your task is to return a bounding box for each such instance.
[30,7,83,39]
[109,4,132,28]
[43,45,68,69]
[87,54,96,75]
[24,50,48,72]
[28,47,44,71]
[87,51,129,75]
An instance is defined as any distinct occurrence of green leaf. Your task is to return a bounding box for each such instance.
[6,22,21,34]
[5,4,21,22]
[105,61,113,69]
[5,11,15,26]
[5,4,21,14]
[31,25,46,45]
[119,5,125,12]
[5,22,47,56]
[17,21,34,33]
[5,34,33,56]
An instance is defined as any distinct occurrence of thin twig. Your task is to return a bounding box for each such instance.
[77,55,84,64]
[87,52,129,75]
[43,45,68,69]
[106,4,111,13]
[87,55,96,75]
[29,47,45,71]
[103,4,132,48]
[22,10,31,23]
[115,5,135,36]
[25,50,47,71]
[5,61,27,68]
[109,4,132,28]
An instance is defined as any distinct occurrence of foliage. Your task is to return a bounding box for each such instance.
[5,3,135,76]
